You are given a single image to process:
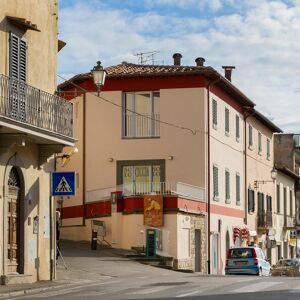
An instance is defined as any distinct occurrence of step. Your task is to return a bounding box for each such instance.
[1,274,33,285]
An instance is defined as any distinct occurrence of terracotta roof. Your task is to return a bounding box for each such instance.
[251,109,282,133]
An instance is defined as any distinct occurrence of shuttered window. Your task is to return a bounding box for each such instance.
[290,190,293,216]
[258,192,265,212]
[225,108,229,134]
[277,184,280,213]
[249,125,253,147]
[236,173,240,205]
[248,189,255,213]
[267,138,270,159]
[267,195,272,212]
[9,33,27,81]
[258,132,262,153]
[213,165,219,199]
[225,170,230,202]
[236,115,240,140]
[212,99,217,128]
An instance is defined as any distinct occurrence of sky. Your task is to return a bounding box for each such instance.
[58,0,300,133]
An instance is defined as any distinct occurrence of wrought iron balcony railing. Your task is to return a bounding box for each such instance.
[257,211,273,228]
[0,74,73,137]
[122,113,160,138]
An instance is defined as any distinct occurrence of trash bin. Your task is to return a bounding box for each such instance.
[91,230,97,250]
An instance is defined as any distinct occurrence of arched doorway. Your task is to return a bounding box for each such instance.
[7,167,22,274]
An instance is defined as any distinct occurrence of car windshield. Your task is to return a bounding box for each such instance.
[229,248,253,259]
[276,259,300,266]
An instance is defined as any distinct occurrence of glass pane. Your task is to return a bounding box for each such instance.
[135,92,151,115]
[134,166,150,194]
[153,92,160,115]
[125,93,134,111]
[123,166,133,195]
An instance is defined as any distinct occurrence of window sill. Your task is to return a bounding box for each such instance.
[267,156,270,161]
[225,131,230,137]
[213,195,219,202]
[225,199,231,204]
[122,136,160,140]
[258,151,262,156]
[213,124,217,130]
[236,201,241,206]
[248,145,253,150]
[236,137,240,143]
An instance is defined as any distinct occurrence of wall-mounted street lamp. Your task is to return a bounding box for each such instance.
[56,147,79,167]
[91,61,107,96]
[254,167,277,189]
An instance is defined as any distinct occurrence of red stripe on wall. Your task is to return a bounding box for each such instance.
[211,203,244,218]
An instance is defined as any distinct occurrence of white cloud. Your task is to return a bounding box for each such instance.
[59,0,300,132]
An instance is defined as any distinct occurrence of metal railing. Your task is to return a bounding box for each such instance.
[122,113,160,138]
[257,211,273,228]
[0,74,73,137]
[86,182,206,203]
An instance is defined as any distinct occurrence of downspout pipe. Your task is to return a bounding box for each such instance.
[243,107,255,225]
[206,77,221,275]
[82,92,86,226]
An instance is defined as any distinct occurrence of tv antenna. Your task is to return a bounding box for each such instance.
[134,51,159,65]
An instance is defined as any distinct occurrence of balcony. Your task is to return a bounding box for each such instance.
[257,211,273,229]
[122,113,160,138]
[0,74,73,139]
[86,182,206,203]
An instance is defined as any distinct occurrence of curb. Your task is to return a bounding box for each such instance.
[0,281,73,298]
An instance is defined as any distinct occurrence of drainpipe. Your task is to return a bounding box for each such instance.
[206,77,221,275]
[243,108,254,225]
[82,92,86,226]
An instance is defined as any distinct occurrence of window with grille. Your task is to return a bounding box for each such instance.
[236,173,240,205]
[267,138,270,159]
[236,115,240,141]
[212,99,217,128]
[225,170,230,202]
[248,189,255,212]
[249,125,253,147]
[225,108,230,134]
[258,132,262,153]
[213,165,219,199]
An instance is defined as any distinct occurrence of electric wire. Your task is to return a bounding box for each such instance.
[57,73,203,135]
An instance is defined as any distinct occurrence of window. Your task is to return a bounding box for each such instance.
[213,165,219,199]
[258,132,262,154]
[236,115,240,141]
[123,91,160,138]
[290,190,293,216]
[277,184,280,213]
[258,192,265,213]
[225,108,230,135]
[248,189,255,213]
[212,99,217,128]
[117,160,165,195]
[225,169,230,203]
[267,138,270,159]
[236,173,240,205]
[284,187,287,216]
[249,125,253,148]
[267,195,272,212]
[9,32,27,121]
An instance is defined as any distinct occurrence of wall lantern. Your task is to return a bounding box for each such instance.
[254,167,277,189]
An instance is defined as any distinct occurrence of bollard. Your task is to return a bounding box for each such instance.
[91,230,97,250]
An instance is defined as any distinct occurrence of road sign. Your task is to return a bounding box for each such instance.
[52,172,75,196]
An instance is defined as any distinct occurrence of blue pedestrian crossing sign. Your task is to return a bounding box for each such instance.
[52,172,75,196]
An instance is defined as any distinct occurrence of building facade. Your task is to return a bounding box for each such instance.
[0,1,74,284]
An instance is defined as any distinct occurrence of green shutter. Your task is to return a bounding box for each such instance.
[212,99,217,126]
[249,125,253,146]
[225,108,229,133]
[213,165,219,197]
[236,174,240,204]
[225,170,230,201]
[236,115,240,139]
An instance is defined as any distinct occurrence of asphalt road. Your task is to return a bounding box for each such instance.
[4,241,300,300]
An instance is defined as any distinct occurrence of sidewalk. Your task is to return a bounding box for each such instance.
[0,240,138,298]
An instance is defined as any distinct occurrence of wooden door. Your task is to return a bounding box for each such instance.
[7,168,21,274]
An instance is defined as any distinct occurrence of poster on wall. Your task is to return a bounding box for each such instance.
[144,195,163,227]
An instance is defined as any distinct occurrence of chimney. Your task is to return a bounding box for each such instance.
[173,53,182,66]
[195,57,205,66]
[222,66,235,82]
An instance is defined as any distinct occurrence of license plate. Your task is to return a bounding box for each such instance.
[236,261,247,266]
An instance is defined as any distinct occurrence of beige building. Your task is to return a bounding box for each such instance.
[57,54,284,274]
[0,1,74,284]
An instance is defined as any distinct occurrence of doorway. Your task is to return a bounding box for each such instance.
[211,233,219,274]
[7,167,22,274]
[195,229,202,272]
